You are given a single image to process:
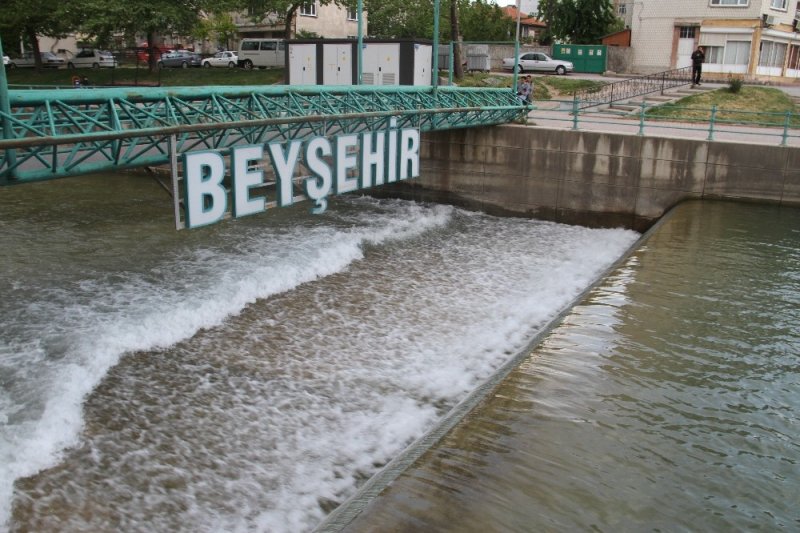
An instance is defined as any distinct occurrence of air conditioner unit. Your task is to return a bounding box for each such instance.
[762,14,777,26]
[793,18,799,31]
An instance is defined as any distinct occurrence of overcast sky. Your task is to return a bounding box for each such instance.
[493,0,539,16]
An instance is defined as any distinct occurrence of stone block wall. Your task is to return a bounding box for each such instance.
[371,125,800,232]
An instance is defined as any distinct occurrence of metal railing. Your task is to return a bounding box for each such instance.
[572,66,693,109]
[529,98,800,147]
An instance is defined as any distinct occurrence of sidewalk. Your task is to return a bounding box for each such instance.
[526,78,800,147]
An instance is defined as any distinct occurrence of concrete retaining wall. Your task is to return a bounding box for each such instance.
[372,125,800,232]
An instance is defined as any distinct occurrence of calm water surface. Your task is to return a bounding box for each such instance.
[342,201,800,532]
[0,173,638,532]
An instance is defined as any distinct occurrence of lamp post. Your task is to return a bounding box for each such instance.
[357,0,363,85]
[0,36,17,180]
[512,0,522,95]
[432,0,440,88]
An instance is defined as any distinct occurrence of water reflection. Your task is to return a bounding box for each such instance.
[342,201,800,532]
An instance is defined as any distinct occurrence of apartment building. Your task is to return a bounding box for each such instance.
[234,1,365,42]
[629,0,800,79]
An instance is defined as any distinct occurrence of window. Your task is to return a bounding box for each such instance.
[724,40,751,64]
[300,2,317,16]
[241,41,260,51]
[347,8,358,21]
[759,40,787,67]
[679,26,696,38]
[704,46,724,63]
[710,0,748,5]
[618,4,627,15]
[788,44,800,70]
[770,0,787,9]
[260,41,277,51]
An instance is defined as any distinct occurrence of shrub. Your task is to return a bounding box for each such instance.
[728,77,744,94]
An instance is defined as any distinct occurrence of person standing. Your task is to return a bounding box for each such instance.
[691,46,705,86]
[518,75,532,103]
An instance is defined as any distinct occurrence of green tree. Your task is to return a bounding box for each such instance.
[0,0,78,69]
[193,12,239,50]
[364,0,433,38]
[459,0,514,41]
[79,0,226,69]
[538,0,615,44]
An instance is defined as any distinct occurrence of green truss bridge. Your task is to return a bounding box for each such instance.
[0,84,525,185]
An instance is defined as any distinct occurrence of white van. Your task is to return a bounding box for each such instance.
[67,49,117,69]
[237,39,286,70]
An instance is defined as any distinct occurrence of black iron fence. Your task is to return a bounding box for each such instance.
[572,66,693,109]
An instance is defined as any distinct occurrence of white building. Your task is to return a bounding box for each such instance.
[234,2,365,42]
[629,0,800,80]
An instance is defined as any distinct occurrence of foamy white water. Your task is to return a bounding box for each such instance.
[0,175,638,531]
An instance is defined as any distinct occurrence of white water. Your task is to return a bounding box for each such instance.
[0,177,639,531]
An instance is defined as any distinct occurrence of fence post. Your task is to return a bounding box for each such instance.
[572,94,580,130]
[707,104,717,141]
[661,72,666,95]
[781,111,791,146]
[609,83,614,105]
[638,100,646,136]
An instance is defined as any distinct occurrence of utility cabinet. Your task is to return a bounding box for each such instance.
[323,43,353,85]
[286,39,432,86]
[288,44,317,84]
[362,43,400,85]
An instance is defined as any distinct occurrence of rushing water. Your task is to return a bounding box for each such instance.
[0,173,638,532]
[341,201,800,532]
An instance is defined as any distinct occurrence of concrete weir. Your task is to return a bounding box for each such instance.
[372,125,800,232]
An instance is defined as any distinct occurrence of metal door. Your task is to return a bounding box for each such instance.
[289,44,316,85]
[551,45,607,73]
[677,26,696,68]
[323,44,352,85]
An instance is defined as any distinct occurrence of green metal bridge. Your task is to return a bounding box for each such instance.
[0,84,526,185]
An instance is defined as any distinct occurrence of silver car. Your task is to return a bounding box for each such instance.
[201,51,239,68]
[158,51,201,69]
[502,52,574,75]
[7,51,66,69]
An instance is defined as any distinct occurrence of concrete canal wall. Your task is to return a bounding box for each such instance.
[373,125,800,232]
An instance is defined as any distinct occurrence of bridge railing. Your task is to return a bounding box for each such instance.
[572,66,693,109]
[529,98,800,146]
[0,85,528,184]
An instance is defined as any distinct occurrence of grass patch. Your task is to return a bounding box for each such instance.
[646,86,800,127]
[456,72,605,101]
[6,67,286,88]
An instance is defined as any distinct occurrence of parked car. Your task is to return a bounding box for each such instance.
[202,51,239,68]
[237,38,285,70]
[501,52,573,75]
[67,49,117,69]
[6,51,65,69]
[158,50,201,68]
[136,46,173,63]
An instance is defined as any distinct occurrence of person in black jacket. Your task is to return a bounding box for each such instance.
[691,46,705,85]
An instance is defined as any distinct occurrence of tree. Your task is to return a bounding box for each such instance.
[458,0,514,42]
[0,0,78,69]
[193,12,239,51]
[79,0,225,69]
[537,0,616,44]
[364,0,433,39]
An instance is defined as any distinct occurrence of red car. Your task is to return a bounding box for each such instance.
[136,46,173,63]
